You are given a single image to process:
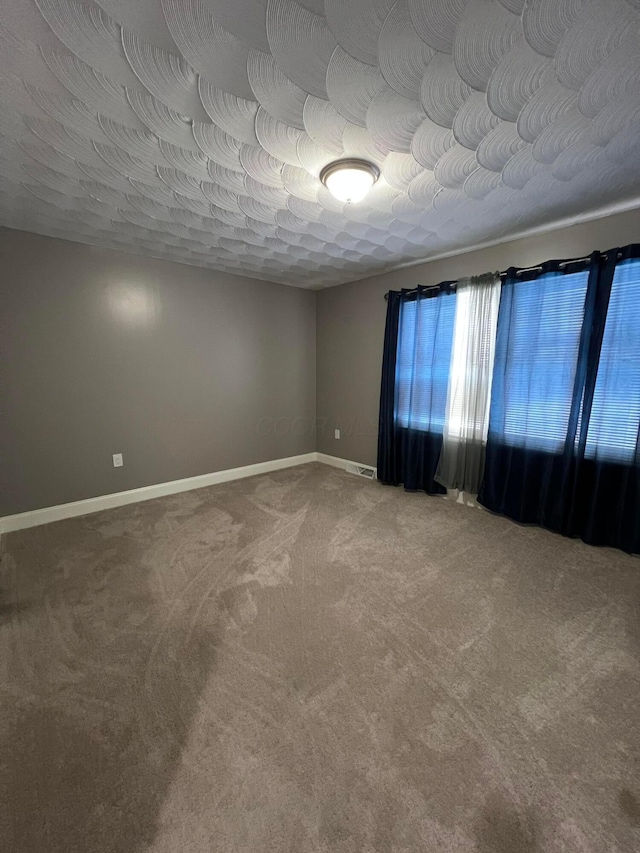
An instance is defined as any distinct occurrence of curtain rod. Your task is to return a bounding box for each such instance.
[383,250,623,300]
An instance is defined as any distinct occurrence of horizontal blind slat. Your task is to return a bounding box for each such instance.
[585,258,640,462]
[395,295,456,431]
[495,270,589,452]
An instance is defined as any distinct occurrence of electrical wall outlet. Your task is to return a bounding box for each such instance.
[335,429,340,439]
[112,453,123,468]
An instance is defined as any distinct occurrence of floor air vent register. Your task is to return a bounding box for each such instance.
[345,463,376,480]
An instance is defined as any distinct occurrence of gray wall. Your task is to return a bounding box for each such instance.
[1,229,316,515]
[4,209,640,516]
[316,209,640,466]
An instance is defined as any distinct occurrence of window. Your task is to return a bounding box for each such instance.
[585,258,640,463]
[393,258,640,461]
[395,292,456,431]
[493,269,590,452]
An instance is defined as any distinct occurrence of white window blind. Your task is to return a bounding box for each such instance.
[499,270,590,452]
[395,293,456,431]
[585,258,640,462]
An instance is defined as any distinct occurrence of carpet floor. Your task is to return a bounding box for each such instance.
[1,462,639,852]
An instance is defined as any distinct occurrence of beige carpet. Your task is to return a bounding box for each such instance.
[1,462,639,852]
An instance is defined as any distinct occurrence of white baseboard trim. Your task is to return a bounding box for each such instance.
[0,452,317,535]
[0,451,380,535]
[316,452,377,477]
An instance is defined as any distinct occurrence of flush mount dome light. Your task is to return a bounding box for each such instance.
[319,158,380,204]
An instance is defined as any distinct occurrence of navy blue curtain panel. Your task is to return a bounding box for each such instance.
[377,284,457,493]
[478,245,640,553]
[377,290,402,486]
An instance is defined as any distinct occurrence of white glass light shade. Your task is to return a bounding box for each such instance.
[320,159,379,204]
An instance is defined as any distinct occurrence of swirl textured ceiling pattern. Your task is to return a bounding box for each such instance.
[1,0,639,288]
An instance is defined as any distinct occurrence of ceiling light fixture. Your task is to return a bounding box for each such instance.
[319,159,380,204]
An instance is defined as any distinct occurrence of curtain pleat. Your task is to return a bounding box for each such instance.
[377,291,402,485]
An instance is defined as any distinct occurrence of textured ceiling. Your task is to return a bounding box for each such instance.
[1,0,640,289]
